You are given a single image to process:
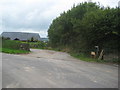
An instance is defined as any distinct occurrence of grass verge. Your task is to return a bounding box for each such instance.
[70,52,119,63]
[41,47,119,64]
[0,48,30,54]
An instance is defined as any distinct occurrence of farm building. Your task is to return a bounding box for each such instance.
[40,38,49,42]
[1,32,41,41]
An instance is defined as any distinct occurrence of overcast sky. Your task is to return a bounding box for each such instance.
[0,0,119,38]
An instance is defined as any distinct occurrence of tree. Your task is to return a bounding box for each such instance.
[48,2,119,54]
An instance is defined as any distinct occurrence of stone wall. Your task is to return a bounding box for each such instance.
[20,43,30,51]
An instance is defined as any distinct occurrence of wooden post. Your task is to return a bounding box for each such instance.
[98,49,104,60]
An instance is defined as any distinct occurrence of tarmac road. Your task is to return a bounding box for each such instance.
[2,49,118,88]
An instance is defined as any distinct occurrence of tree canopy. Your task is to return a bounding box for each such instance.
[48,2,119,54]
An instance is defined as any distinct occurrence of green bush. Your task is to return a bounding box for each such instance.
[2,39,21,49]
[1,39,30,54]
[28,41,48,49]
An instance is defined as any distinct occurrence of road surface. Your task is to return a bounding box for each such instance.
[2,49,118,88]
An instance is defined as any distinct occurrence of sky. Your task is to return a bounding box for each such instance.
[0,0,119,38]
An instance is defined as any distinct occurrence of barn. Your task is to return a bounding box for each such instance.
[1,32,41,41]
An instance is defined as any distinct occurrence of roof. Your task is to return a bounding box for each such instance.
[1,32,41,41]
[40,38,49,41]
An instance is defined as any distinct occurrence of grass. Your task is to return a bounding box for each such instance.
[70,52,119,63]
[0,48,2,52]
[1,39,30,54]
[1,39,47,54]
[0,48,30,54]
[2,39,21,49]
[71,53,101,62]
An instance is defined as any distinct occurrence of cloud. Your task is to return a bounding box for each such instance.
[0,0,119,37]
